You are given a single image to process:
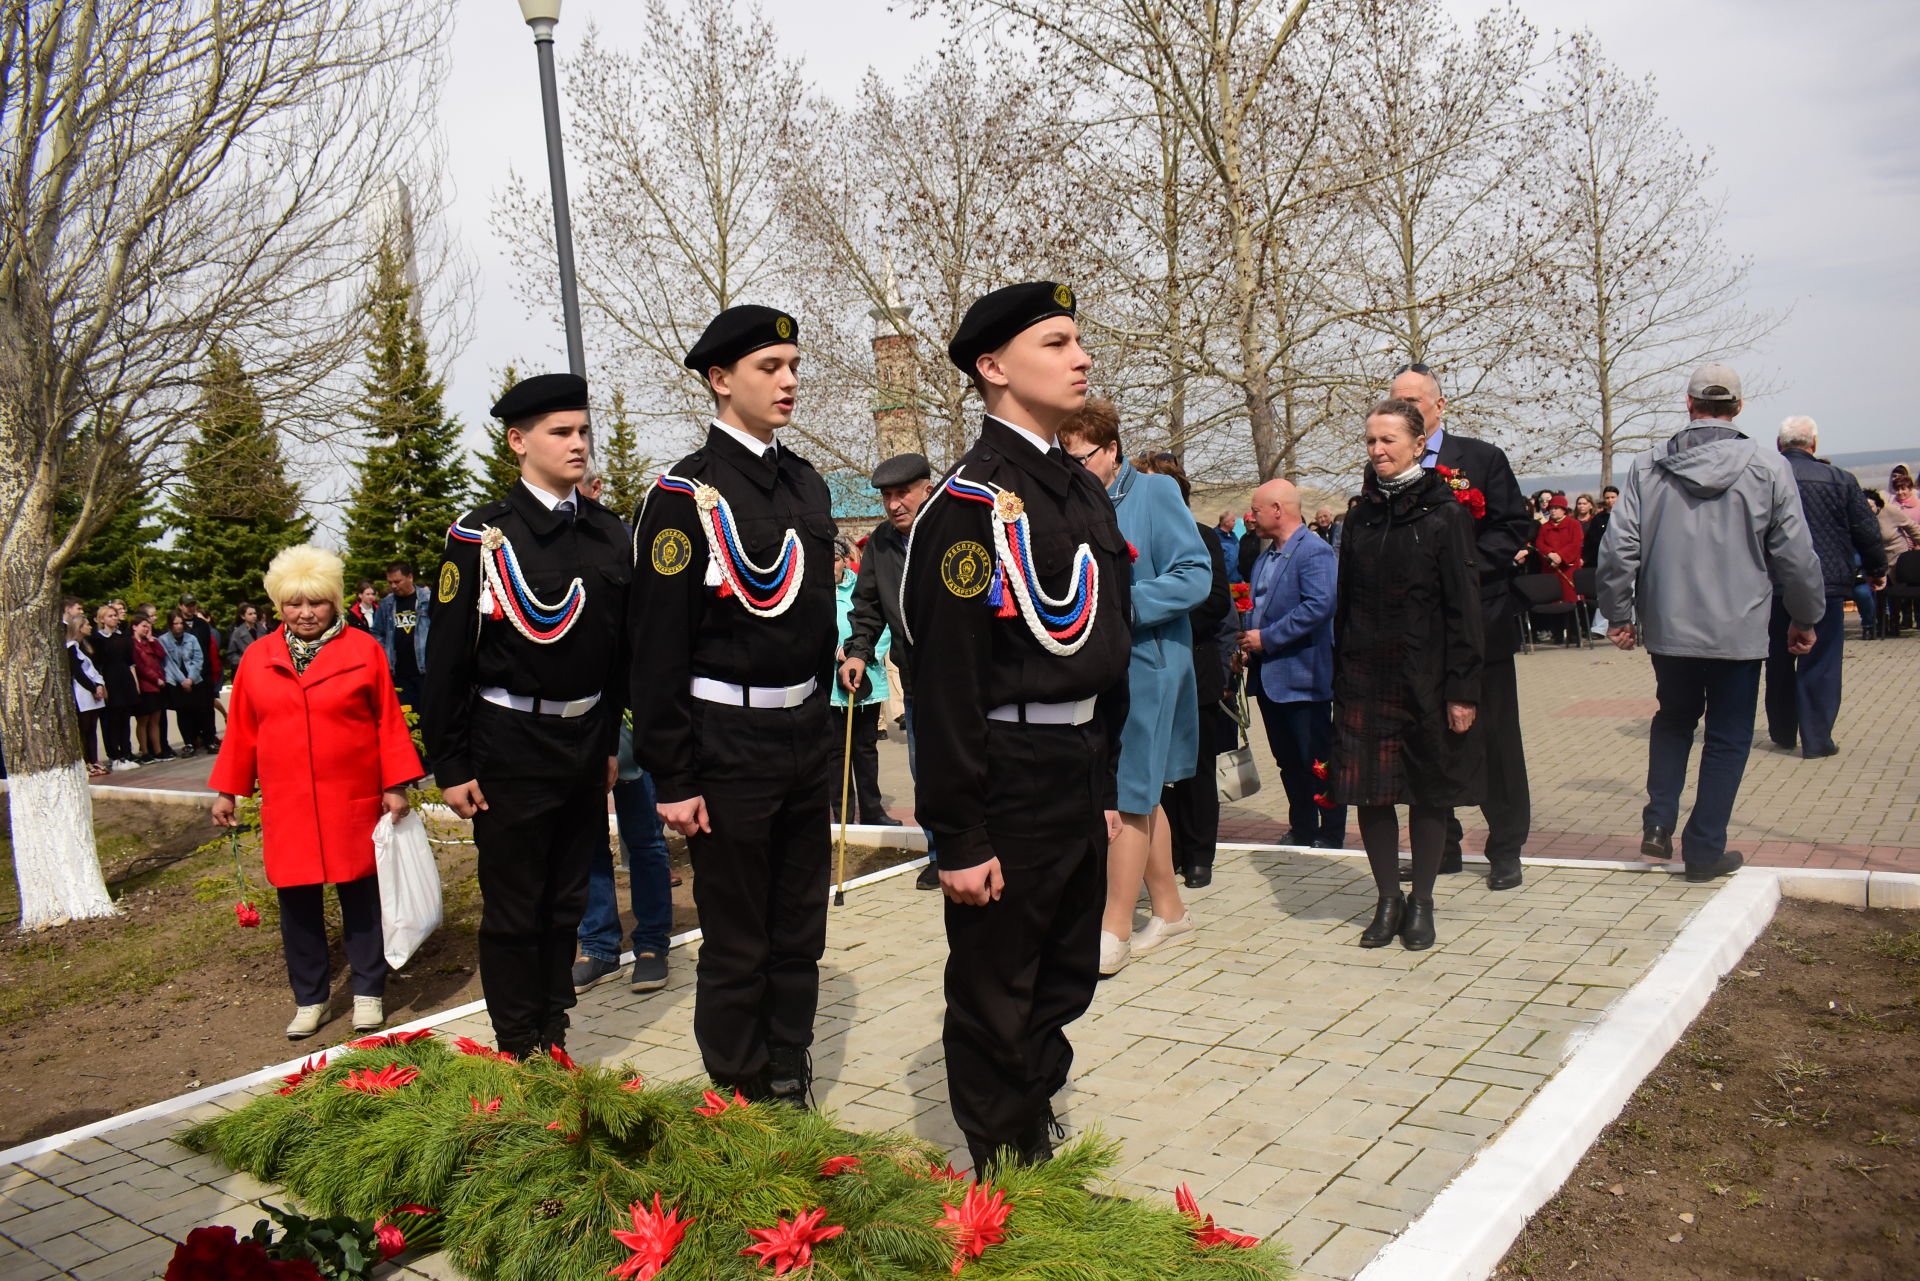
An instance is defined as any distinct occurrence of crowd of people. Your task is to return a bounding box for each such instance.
[49,270,1913,1180]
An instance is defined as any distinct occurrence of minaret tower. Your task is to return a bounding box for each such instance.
[868,255,926,460]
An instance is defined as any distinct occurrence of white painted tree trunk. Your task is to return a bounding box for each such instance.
[8,764,118,928]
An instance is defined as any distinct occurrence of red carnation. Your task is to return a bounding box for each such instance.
[339,1063,419,1094]
[469,1096,501,1114]
[1311,759,1329,781]
[234,901,260,928]
[277,1055,327,1095]
[1462,488,1487,519]
[740,1206,844,1276]
[1174,1183,1260,1250]
[937,1182,1011,1274]
[608,1193,694,1281]
[371,1205,435,1261]
[818,1155,864,1177]
[1313,792,1337,810]
[1126,540,1139,563]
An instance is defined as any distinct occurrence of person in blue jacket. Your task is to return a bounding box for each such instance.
[1059,400,1212,977]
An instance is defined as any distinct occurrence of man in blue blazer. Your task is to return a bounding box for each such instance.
[1237,478,1344,848]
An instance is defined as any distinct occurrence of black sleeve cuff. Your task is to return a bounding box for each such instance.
[933,826,993,871]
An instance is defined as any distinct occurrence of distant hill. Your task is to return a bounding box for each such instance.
[1519,447,1917,497]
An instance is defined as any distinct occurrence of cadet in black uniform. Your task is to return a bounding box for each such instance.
[627,306,837,1104]
[902,282,1133,1174]
[423,374,630,1059]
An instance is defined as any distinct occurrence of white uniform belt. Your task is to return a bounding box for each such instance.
[986,697,1097,726]
[690,675,817,709]
[478,687,601,718]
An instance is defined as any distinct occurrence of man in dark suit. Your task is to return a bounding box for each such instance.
[1389,363,1533,889]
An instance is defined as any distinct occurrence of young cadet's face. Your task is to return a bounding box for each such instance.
[711,345,800,435]
[980,318,1091,417]
[511,410,591,491]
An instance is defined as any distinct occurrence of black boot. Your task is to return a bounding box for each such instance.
[767,1046,813,1108]
[1401,897,1436,951]
[1359,894,1406,948]
[1486,858,1523,891]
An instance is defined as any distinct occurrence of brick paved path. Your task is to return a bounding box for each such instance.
[1,851,1722,1281]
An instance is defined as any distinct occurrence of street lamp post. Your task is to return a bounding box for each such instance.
[518,0,585,376]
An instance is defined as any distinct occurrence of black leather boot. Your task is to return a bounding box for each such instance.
[1486,858,1523,891]
[1359,894,1406,948]
[1401,897,1436,951]
[767,1046,813,1108]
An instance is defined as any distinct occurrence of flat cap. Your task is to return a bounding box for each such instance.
[1686,362,1742,402]
[491,372,589,423]
[869,452,931,489]
[684,305,799,375]
[947,281,1077,374]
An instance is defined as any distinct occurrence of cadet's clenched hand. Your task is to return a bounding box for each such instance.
[941,858,1004,907]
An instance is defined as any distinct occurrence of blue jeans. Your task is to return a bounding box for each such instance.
[1643,654,1762,865]
[1765,596,1846,755]
[903,698,937,865]
[578,770,674,961]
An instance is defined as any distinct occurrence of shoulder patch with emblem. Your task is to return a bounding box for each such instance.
[651,528,694,575]
[941,540,992,598]
[437,560,459,601]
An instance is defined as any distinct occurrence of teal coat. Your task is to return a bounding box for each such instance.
[1109,463,1213,812]
[832,572,890,708]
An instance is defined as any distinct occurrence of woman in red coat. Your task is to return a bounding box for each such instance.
[1532,494,1585,643]
[210,544,423,1041]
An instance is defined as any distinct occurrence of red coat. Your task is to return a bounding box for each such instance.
[1533,516,1584,603]
[207,627,423,887]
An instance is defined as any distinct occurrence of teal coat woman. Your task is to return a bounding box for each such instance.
[1109,462,1214,813]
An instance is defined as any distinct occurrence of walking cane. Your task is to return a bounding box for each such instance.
[833,692,856,906]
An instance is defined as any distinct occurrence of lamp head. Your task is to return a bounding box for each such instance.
[518,0,561,29]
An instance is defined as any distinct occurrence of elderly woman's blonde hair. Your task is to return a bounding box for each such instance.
[262,544,346,615]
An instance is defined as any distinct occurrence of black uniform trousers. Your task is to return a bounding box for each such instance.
[685,694,832,1090]
[472,772,604,1056]
[944,721,1106,1172]
[1444,653,1529,863]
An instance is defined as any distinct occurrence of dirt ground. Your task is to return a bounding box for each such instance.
[1497,897,1920,1280]
[0,797,917,1148]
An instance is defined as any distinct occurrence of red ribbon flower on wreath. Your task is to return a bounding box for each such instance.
[1174,1184,1260,1250]
[339,1063,420,1094]
[608,1193,694,1281]
[818,1155,864,1177]
[1432,465,1487,520]
[937,1182,1012,1275]
[276,1056,327,1096]
[740,1206,844,1275]
[694,1088,750,1117]
[451,1035,515,1062]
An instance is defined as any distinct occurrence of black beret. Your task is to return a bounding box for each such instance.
[683,305,799,375]
[946,281,1077,374]
[491,372,588,423]
[869,452,931,489]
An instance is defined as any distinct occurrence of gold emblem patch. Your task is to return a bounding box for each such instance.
[652,528,694,575]
[437,560,459,601]
[1053,283,1074,309]
[941,540,992,598]
[775,315,793,339]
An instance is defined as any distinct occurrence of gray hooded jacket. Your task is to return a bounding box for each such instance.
[1597,422,1824,660]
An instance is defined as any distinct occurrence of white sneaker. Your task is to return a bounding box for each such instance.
[109,759,139,772]
[1098,930,1131,976]
[1131,912,1197,956]
[352,995,384,1032]
[286,1003,330,1040]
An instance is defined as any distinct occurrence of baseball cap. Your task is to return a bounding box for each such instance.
[1686,363,1741,402]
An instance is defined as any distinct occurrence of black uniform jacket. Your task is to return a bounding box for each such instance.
[423,481,631,789]
[844,519,910,695]
[902,417,1133,869]
[626,425,837,805]
[1432,431,1532,658]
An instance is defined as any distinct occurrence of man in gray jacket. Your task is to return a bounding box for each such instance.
[1596,364,1825,882]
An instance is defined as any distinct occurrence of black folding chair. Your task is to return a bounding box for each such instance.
[1515,573,1586,649]
[1885,549,1920,637]
[1572,567,1599,637]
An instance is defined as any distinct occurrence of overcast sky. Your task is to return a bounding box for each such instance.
[429,0,1919,485]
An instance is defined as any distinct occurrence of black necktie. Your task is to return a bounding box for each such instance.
[557,499,576,524]
[1048,446,1067,464]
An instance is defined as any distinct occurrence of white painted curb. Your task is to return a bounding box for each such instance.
[1354,866,1920,1281]
[0,855,925,1167]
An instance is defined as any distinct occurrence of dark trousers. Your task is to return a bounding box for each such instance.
[1765,596,1845,756]
[277,875,386,1006]
[192,679,219,746]
[472,774,603,1055]
[944,721,1105,1170]
[1257,693,1345,846]
[827,700,888,823]
[102,704,133,762]
[685,696,832,1089]
[1162,701,1227,873]
[76,708,101,766]
[393,672,428,768]
[1445,654,1530,864]
[170,685,199,748]
[1644,653,1762,866]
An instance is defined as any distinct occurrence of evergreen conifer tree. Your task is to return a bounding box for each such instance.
[171,346,312,622]
[342,241,473,583]
[475,364,523,500]
[59,488,174,608]
[597,389,651,516]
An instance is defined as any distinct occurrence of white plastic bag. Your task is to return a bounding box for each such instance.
[373,810,442,970]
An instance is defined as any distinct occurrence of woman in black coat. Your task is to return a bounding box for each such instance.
[1332,398,1485,950]
[1141,453,1236,888]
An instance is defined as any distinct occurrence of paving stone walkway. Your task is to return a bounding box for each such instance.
[1,849,1722,1281]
